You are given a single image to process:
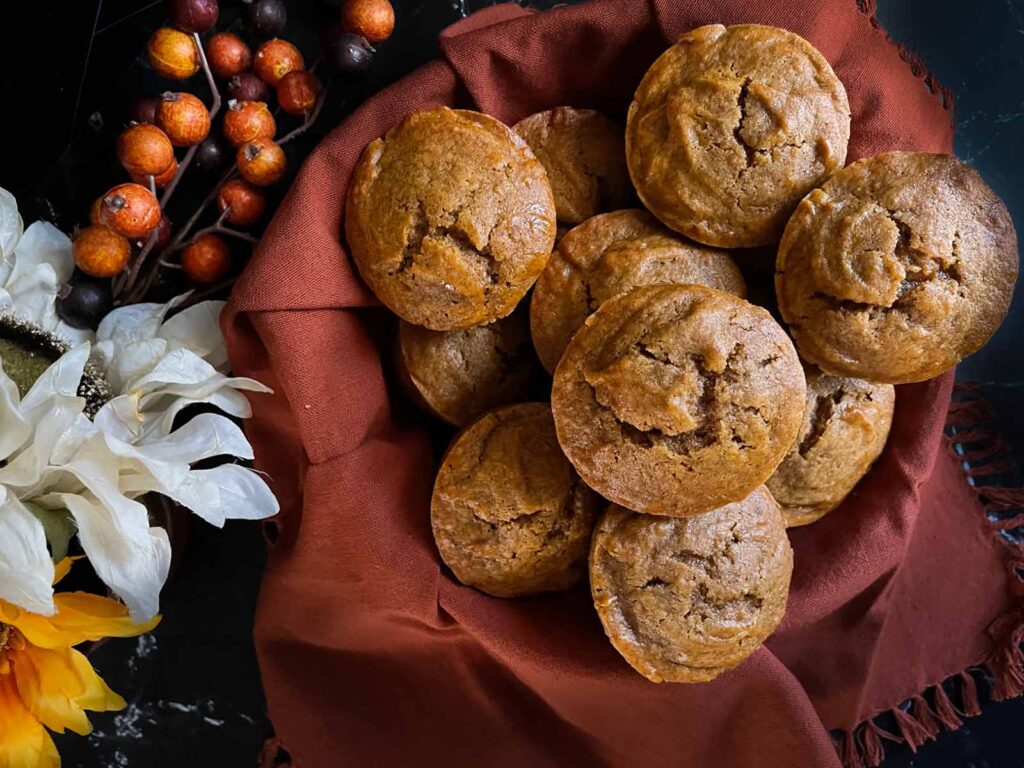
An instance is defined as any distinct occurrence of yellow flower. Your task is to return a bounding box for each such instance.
[0,559,159,768]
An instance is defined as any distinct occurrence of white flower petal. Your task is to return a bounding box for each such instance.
[5,261,60,331]
[194,464,279,521]
[21,343,90,413]
[95,303,168,348]
[0,488,55,615]
[93,394,144,443]
[164,464,278,527]
[159,301,229,371]
[107,339,168,394]
[0,362,31,461]
[137,412,255,464]
[144,387,256,437]
[11,221,74,282]
[46,491,170,621]
[0,186,24,274]
[128,347,218,392]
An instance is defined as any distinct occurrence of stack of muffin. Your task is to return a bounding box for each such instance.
[344,24,1018,683]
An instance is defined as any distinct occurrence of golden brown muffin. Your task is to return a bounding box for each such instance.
[776,152,1018,383]
[431,403,600,598]
[766,369,895,527]
[551,284,806,517]
[514,107,633,225]
[345,107,557,330]
[397,307,544,426]
[590,489,793,683]
[531,209,746,372]
[625,24,850,248]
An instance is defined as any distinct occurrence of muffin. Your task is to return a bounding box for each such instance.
[767,369,895,527]
[345,107,557,330]
[776,152,1018,383]
[531,209,746,372]
[431,403,600,597]
[551,284,805,517]
[514,107,633,225]
[590,488,793,683]
[625,24,850,248]
[398,307,544,426]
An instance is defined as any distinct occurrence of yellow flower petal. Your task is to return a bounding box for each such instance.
[11,644,124,737]
[0,672,60,768]
[11,593,159,650]
[50,557,83,587]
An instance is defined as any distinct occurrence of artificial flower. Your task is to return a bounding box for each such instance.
[0,189,278,622]
[0,188,90,345]
[0,558,159,768]
[0,345,171,620]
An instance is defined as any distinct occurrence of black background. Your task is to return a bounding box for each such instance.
[2,0,1023,766]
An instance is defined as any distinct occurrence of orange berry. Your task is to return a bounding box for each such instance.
[340,0,394,45]
[73,225,132,278]
[157,92,211,147]
[222,100,276,147]
[182,234,231,283]
[99,183,162,239]
[217,179,266,227]
[117,123,175,176]
[206,32,252,80]
[237,138,286,186]
[131,158,179,189]
[89,198,104,225]
[147,27,200,80]
[276,71,321,116]
[253,39,304,86]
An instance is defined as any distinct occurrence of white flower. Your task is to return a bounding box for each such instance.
[0,344,171,619]
[0,187,91,344]
[0,190,279,621]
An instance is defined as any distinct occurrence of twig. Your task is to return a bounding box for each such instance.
[167,166,236,252]
[177,275,239,309]
[148,174,156,196]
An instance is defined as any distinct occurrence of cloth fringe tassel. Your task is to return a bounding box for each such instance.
[836,383,1024,767]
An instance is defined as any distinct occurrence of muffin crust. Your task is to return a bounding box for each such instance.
[767,369,895,526]
[431,403,599,597]
[625,24,850,247]
[590,489,792,683]
[346,107,557,330]
[776,152,1018,383]
[531,209,745,372]
[551,284,806,517]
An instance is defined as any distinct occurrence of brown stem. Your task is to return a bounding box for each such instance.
[178,275,239,309]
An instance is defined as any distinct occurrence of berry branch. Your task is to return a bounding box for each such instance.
[64,0,395,332]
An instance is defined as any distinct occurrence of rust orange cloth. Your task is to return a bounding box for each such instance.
[223,2,1023,766]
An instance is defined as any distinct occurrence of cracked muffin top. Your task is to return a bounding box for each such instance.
[397,307,545,426]
[767,368,894,527]
[513,107,633,225]
[589,490,792,683]
[625,24,850,248]
[776,152,1018,383]
[431,403,600,598]
[531,209,746,373]
[551,284,806,517]
[345,107,557,330]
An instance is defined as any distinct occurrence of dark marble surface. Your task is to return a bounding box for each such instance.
[3,0,1023,766]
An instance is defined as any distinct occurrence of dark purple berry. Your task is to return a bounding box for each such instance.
[127,95,163,125]
[227,72,271,102]
[330,32,373,76]
[242,0,287,37]
[194,138,226,173]
[167,0,219,33]
[57,280,113,330]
